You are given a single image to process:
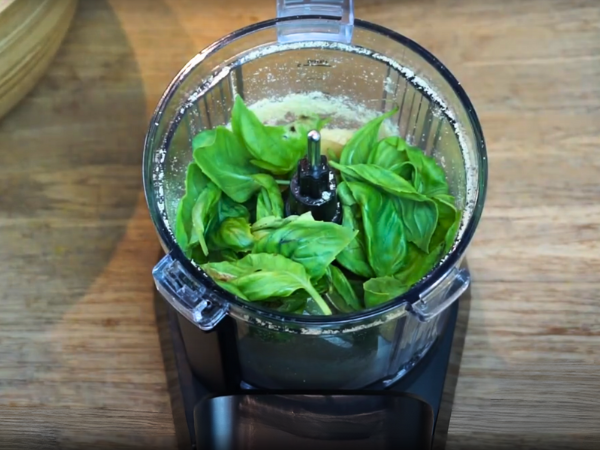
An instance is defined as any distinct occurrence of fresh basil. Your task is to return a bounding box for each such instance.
[173,98,460,316]
[253,174,285,221]
[335,182,375,278]
[405,146,449,196]
[232,95,328,175]
[329,161,424,201]
[193,126,260,203]
[332,162,439,253]
[394,197,438,253]
[210,217,255,253]
[191,182,221,256]
[340,108,398,166]
[174,163,210,256]
[347,181,407,278]
[202,253,332,315]
[364,276,409,308]
[368,136,409,168]
[431,194,461,253]
[253,218,357,279]
[394,242,445,288]
[327,265,362,311]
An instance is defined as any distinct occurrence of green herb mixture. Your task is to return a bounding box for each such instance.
[174,95,461,316]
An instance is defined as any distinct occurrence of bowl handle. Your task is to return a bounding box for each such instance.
[408,266,470,323]
[276,0,354,43]
[152,253,227,331]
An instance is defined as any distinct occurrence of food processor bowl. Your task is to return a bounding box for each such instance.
[143,0,487,390]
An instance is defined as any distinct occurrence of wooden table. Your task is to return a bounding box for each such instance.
[1,0,598,448]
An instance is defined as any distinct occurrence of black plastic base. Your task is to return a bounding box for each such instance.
[157,297,460,450]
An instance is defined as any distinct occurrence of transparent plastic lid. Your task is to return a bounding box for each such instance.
[143,2,487,332]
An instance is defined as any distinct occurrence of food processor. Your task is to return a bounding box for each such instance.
[143,1,487,448]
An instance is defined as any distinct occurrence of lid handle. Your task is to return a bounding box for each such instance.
[409,266,470,323]
[276,0,354,44]
[153,253,227,331]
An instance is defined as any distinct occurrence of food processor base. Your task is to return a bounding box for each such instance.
[156,286,467,450]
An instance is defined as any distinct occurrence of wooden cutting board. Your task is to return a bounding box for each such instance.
[0,0,78,120]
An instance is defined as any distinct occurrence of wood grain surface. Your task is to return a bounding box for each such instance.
[0,0,598,449]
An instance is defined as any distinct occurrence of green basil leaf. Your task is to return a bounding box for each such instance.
[276,292,309,314]
[193,126,260,203]
[364,276,409,308]
[367,136,409,168]
[339,108,398,166]
[251,212,314,240]
[210,216,255,253]
[191,182,221,256]
[347,181,407,277]
[206,195,250,237]
[389,161,419,186]
[336,180,356,206]
[253,174,285,221]
[202,253,331,315]
[330,162,426,202]
[405,146,449,196]
[232,95,327,175]
[431,194,461,253]
[312,274,331,295]
[394,197,438,253]
[190,247,239,266]
[394,242,445,288]
[218,196,251,221]
[336,204,375,279]
[336,182,372,278]
[327,265,362,311]
[253,219,357,279]
[174,163,210,255]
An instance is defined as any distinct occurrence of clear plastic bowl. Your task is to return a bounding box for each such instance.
[143,13,487,390]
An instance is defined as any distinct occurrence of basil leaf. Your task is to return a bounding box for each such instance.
[232,95,327,175]
[312,273,331,295]
[191,182,221,256]
[367,136,409,168]
[330,161,425,202]
[369,137,423,189]
[253,174,284,221]
[253,219,357,279]
[340,108,398,166]
[347,181,407,278]
[335,182,374,278]
[175,163,210,255]
[364,277,409,308]
[336,180,356,206]
[336,205,375,278]
[218,196,250,221]
[431,194,461,253]
[394,242,445,288]
[327,265,362,311]
[333,163,437,252]
[190,247,238,266]
[251,212,314,240]
[405,146,449,196]
[210,216,255,253]
[193,126,260,203]
[276,292,309,314]
[394,197,438,253]
[202,253,332,315]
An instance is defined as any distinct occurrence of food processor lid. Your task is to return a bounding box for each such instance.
[194,391,433,450]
